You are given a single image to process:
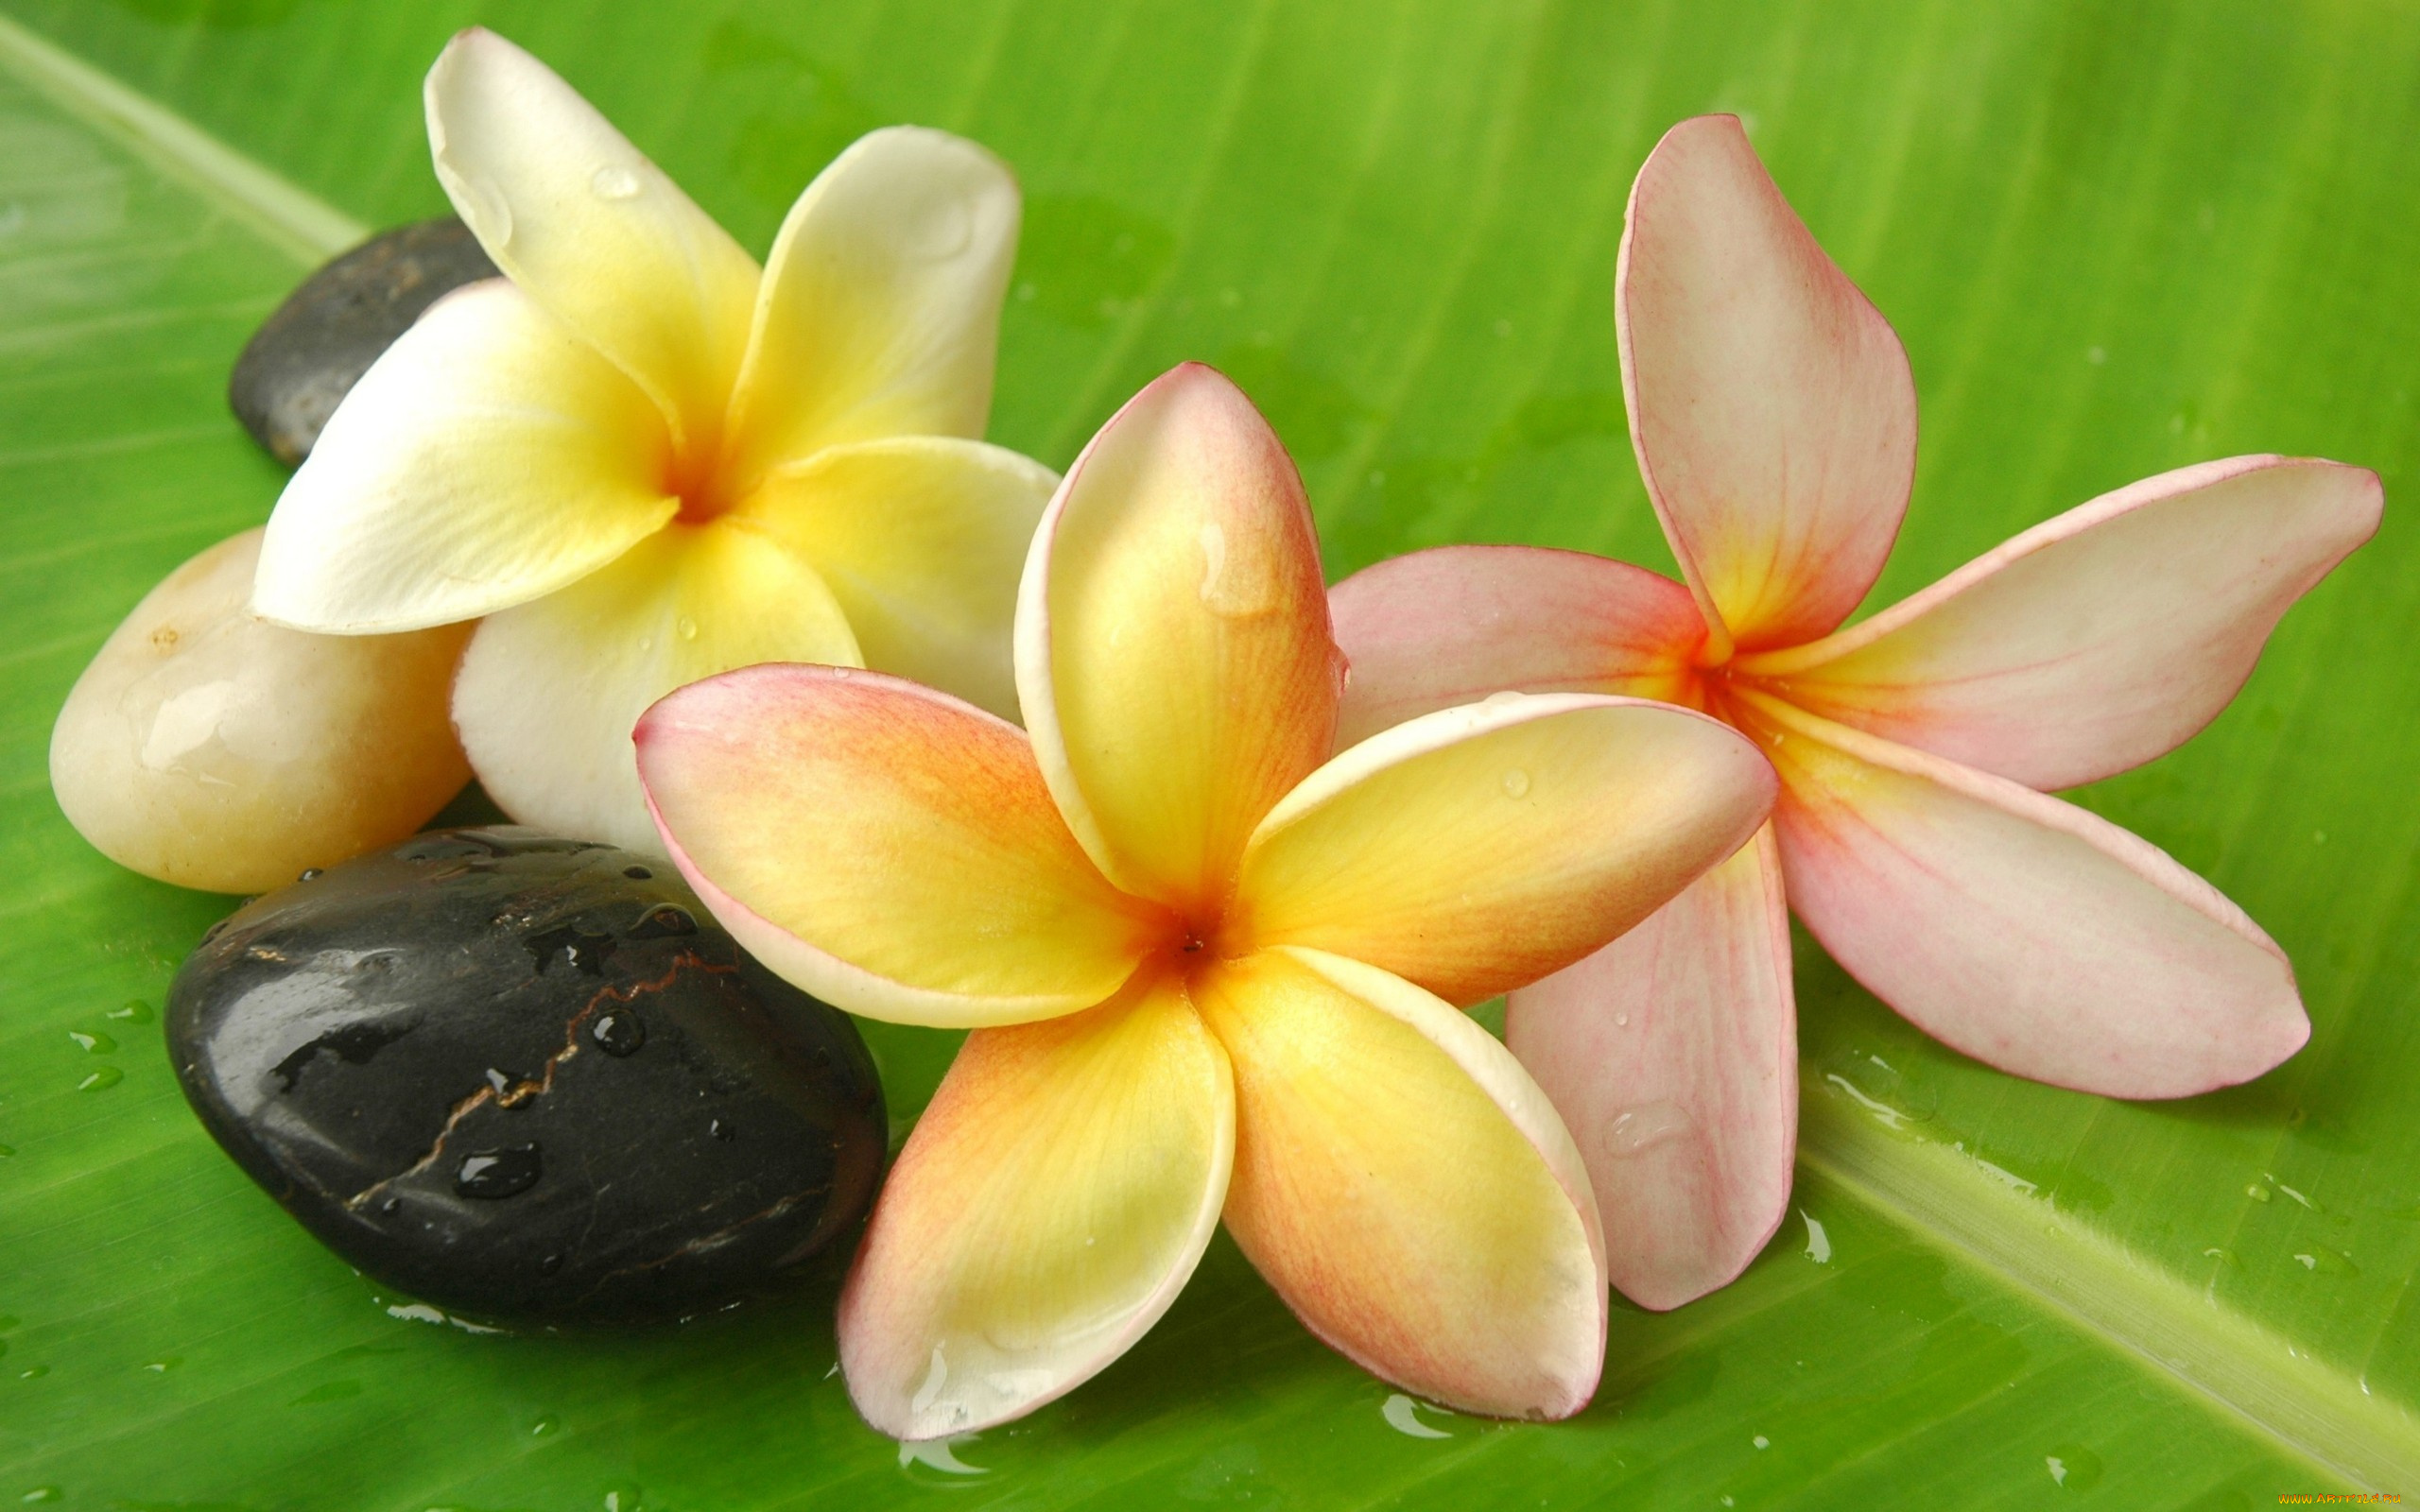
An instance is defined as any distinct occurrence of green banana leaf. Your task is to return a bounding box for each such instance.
[3,1,2415,1505]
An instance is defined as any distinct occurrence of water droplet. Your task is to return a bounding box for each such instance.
[67,1030,115,1054]
[1194,521,1274,618]
[455,1143,542,1199]
[17,1366,45,1380]
[1500,768,1531,799]
[540,1254,564,1277]
[629,904,697,940]
[441,167,513,248]
[380,1196,403,1216]
[2203,1246,2240,1269]
[711,1118,735,1142]
[1382,1392,1453,1439]
[622,865,653,881]
[109,999,153,1023]
[896,192,974,260]
[1603,1101,1689,1159]
[2294,1246,2358,1277]
[298,868,323,882]
[0,1146,13,1159]
[21,1487,60,1503]
[77,1066,123,1092]
[676,615,699,642]
[1614,1013,1631,1028]
[2274,1181,2321,1212]
[2045,1444,2103,1490]
[531,1415,562,1436]
[591,1010,647,1057]
[1481,690,1524,709]
[590,164,642,200]
[142,1357,182,1373]
[1753,1434,1770,1449]
[2247,1183,2272,1202]
[1801,1209,1831,1264]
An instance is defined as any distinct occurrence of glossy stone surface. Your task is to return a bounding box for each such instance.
[50,526,474,894]
[166,827,886,1323]
[228,216,498,465]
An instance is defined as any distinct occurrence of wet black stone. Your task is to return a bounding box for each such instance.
[166,826,887,1324]
[228,216,500,466]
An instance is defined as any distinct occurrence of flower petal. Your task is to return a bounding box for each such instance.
[1018,363,1340,913]
[1195,946,1604,1419]
[839,972,1233,1438]
[455,518,861,854]
[253,280,676,632]
[636,662,1164,1027]
[1506,827,1795,1312]
[736,437,1056,722]
[1327,544,1707,748]
[1737,456,2384,790]
[1617,114,1915,655]
[424,27,760,454]
[720,128,1020,492]
[1737,691,2307,1097]
[1232,693,1775,1007]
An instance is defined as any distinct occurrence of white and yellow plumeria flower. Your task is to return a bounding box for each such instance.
[251,28,1053,852]
[635,364,1778,1437]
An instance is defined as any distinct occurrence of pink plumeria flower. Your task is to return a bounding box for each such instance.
[1329,116,2382,1312]
[636,365,1775,1436]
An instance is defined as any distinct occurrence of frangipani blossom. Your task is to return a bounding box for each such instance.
[1331,115,2381,1313]
[251,28,1053,853]
[637,364,1778,1436]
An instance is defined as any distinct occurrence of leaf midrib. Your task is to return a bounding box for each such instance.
[0,11,2394,1492]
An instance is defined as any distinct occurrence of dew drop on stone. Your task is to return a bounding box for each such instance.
[1500,768,1531,799]
[380,1196,403,1216]
[591,1009,647,1057]
[711,1118,735,1142]
[628,904,697,940]
[1603,1101,1689,1159]
[590,164,642,200]
[68,1030,116,1055]
[456,1143,542,1199]
[540,1254,564,1278]
[78,1066,124,1092]
[299,868,323,882]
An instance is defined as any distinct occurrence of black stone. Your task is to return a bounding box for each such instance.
[166,826,887,1324]
[228,217,500,466]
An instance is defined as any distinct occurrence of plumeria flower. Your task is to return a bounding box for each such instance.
[635,364,1777,1436]
[251,28,1053,853]
[1330,116,2381,1312]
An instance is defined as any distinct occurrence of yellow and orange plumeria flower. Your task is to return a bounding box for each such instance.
[635,364,1778,1436]
[251,28,1053,853]
[1332,116,2381,1312]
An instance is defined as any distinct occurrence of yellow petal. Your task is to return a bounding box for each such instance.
[636,663,1168,1027]
[452,516,861,854]
[1195,946,1605,1420]
[736,437,1056,721]
[1019,364,1340,913]
[838,972,1234,1438]
[720,127,1020,494]
[1232,692,1776,1006]
[424,27,760,455]
[254,280,676,633]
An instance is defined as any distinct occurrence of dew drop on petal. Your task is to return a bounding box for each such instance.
[1602,1101,1689,1159]
[590,164,642,201]
[1500,768,1531,799]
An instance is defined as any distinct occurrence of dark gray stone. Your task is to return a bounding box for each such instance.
[229,217,500,466]
[167,827,887,1324]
